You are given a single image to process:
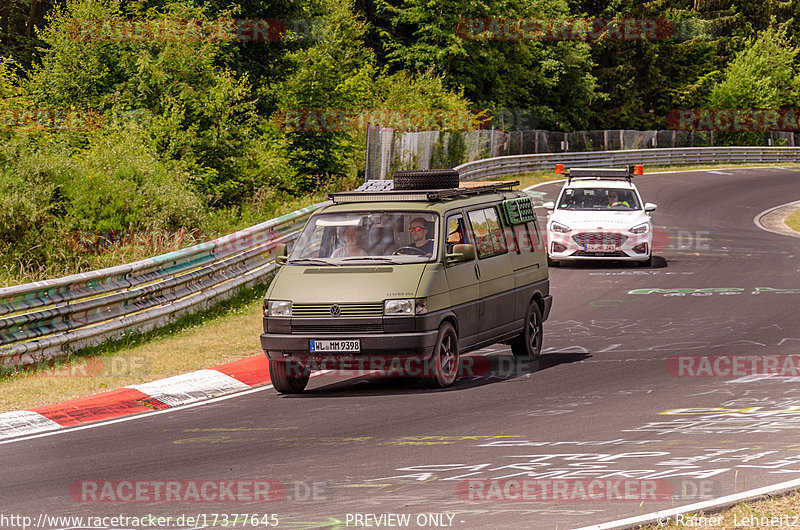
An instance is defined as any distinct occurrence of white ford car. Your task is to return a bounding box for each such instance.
[543,166,657,267]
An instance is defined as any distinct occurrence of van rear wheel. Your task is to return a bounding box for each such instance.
[269,359,310,394]
[510,300,543,359]
[426,322,459,388]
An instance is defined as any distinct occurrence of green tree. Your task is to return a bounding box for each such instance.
[709,26,800,109]
[367,0,598,130]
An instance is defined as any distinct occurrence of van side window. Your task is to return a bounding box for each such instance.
[468,207,508,259]
[527,220,541,251]
[514,220,540,253]
[445,214,469,254]
[513,225,530,252]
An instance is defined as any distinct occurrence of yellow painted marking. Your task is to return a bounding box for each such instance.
[173,436,257,444]
[661,406,800,415]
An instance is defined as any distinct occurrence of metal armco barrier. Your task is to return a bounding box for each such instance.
[454,146,800,181]
[4,146,799,367]
[0,202,327,367]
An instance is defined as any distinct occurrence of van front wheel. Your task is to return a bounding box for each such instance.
[426,323,459,388]
[510,300,543,359]
[269,359,310,394]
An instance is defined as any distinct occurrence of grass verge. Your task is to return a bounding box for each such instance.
[0,282,269,413]
[785,208,800,232]
[640,489,800,528]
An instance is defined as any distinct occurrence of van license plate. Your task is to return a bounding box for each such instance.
[586,244,617,252]
[310,340,361,352]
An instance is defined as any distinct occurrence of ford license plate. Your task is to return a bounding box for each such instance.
[310,340,361,352]
[586,244,617,252]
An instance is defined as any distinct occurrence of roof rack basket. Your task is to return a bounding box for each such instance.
[328,180,520,204]
[562,165,640,183]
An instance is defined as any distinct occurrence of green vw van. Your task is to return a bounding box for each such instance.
[260,171,552,393]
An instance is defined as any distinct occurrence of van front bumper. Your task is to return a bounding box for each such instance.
[260,329,439,360]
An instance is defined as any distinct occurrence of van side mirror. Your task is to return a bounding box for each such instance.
[542,201,555,211]
[275,243,288,265]
[644,202,657,212]
[446,243,475,263]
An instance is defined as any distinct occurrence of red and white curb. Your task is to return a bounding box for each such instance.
[0,355,270,441]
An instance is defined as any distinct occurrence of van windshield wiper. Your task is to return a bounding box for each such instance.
[288,258,338,266]
[341,256,396,262]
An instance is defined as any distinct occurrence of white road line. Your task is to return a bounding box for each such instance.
[753,199,800,239]
[574,477,800,530]
[0,383,271,446]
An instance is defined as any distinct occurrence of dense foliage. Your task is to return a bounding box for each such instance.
[2,0,800,282]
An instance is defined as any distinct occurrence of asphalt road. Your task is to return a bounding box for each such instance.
[2,167,800,530]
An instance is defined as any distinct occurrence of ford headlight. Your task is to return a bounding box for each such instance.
[629,223,649,234]
[264,300,292,316]
[384,298,427,315]
[550,221,571,233]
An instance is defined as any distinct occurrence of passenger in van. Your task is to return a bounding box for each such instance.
[331,226,368,258]
[407,217,435,256]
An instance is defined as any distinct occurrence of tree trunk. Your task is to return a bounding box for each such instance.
[27,0,39,37]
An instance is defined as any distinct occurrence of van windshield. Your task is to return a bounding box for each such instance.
[288,211,440,265]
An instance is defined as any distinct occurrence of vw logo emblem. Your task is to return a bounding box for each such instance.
[330,304,341,316]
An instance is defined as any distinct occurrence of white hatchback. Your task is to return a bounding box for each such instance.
[543,166,657,266]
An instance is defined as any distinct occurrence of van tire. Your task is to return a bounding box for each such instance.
[510,300,543,359]
[393,169,460,190]
[426,322,459,388]
[269,359,310,394]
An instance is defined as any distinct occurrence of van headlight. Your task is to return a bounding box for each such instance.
[384,298,427,315]
[550,221,571,233]
[629,223,649,234]
[264,300,292,316]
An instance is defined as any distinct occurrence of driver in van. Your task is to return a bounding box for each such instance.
[407,217,434,256]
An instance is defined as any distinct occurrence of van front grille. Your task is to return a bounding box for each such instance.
[291,322,384,334]
[292,302,384,317]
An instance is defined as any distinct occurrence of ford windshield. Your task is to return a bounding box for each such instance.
[558,187,641,211]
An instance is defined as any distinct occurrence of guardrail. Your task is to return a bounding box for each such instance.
[454,146,800,181]
[4,146,799,368]
[0,203,327,367]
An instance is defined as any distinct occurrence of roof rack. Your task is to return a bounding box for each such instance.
[555,164,643,183]
[328,180,519,204]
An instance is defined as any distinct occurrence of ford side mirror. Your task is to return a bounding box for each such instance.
[644,202,657,212]
[275,243,288,265]
[446,243,475,263]
[542,201,555,210]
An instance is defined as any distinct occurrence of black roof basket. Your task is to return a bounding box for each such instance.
[328,180,519,203]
